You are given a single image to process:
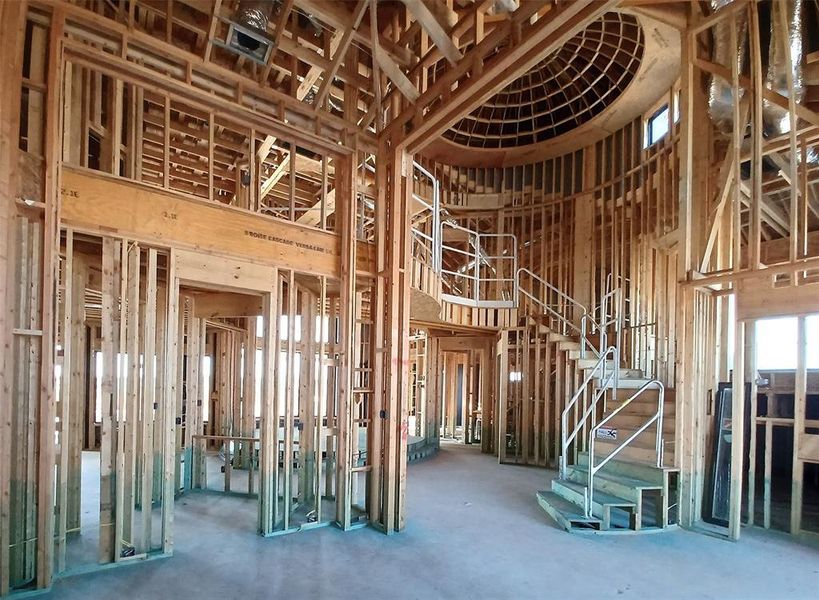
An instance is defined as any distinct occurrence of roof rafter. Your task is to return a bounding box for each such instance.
[400,0,463,66]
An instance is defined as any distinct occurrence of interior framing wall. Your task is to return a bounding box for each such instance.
[0,3,411,594]
[418,91,683,469]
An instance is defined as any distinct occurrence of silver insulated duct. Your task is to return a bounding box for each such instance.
[707,0,748,136]
[236,1,270,33]
[707,0,815,162]
[763,0,803,138]
[235,1,271,52]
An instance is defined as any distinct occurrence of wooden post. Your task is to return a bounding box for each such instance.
[729,318,745,540]
[99,238,119,564]
[0,1,29,591]
[337,148,356,530]
[55,230,73,573]
[141,249,158,551]
[258,279,280,535]
[161,249,179,553]
[790,316,807,534]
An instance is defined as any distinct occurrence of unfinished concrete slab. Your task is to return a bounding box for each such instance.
[43,445,819,600]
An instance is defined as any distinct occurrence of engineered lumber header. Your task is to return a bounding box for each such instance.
[60,168,375,279]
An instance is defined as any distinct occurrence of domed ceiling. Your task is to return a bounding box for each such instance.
[443,12,645,150]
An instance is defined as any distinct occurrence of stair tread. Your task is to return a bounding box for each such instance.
[594,437,664,452]
[595,424,675,437]
[607,400,675,408]
[569,465,663,490]
[580,450,680,472]
[536,490,601,524]
[556,479,636,507]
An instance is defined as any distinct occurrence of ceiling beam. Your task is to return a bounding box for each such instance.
[298,30,344,100]
[297,188,336,227]
[400,0,463,66]
[314,0,369,107]
[373,44,420,102]
[392,0,616,153]
[202,0,222,62]
[294,0,413,67]
[768,152,819,220]
[260,0,295,83]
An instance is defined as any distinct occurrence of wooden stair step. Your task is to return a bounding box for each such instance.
[553,479,635,510]
[552,480,637,530]
[603,406,676,420]
[596,378,657,389]
[594,440,673,464]
[566,465,662,501]
[536,490,602,532]
[596,421,675,437]
[578,451,677,484]
[612,387,671,399]
[558,340,582,351]
[576,358,617,370]
[604,400,676,413]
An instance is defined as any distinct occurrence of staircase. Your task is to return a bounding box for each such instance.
[532,321,679,534]
[407,164,678,533]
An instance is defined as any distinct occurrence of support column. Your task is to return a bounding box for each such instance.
[790,316,807,534]
[675,8,712,530]
[0,1,29,594]
[371,137,411,533]
[729,319,745,540]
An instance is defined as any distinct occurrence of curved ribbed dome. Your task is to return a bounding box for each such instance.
[443,12,644,149]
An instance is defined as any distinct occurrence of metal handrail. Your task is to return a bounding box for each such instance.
[439,219,518,308]
[597,285,622,390]
[559,347,617,478]
[518,287,583,335]
[517,267,591,325]
[412,161,441,273]
[408,167,660,522]
[585,379,665,517]
[517,267,601,358]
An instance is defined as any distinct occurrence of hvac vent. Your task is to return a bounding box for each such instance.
[222,21,273,64]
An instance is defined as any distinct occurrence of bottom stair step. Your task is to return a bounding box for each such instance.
[552,480,637,530]
[536,490,602,532]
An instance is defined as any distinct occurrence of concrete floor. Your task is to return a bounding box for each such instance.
[45,443,819,599]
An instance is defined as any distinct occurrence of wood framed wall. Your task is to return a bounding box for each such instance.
[420,104,681,388]
[415,92,683,469]
[0,3,406,594]
[676,1,819,540]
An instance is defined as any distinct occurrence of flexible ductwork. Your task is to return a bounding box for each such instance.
[707,0,748,136]
[708,0,815,162]
[763,0,803,136]
[234,1,271,52]
[763,0,816,162]
[236,1,270,33]
[488,0,519,15]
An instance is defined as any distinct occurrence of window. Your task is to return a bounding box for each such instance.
[673,90,680,122]
[94,352,103,422]
[644,104,670,147]
[755,316,819,370]
[202,356,212,422]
